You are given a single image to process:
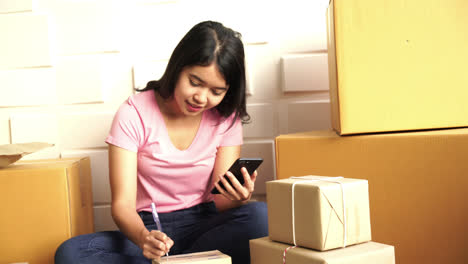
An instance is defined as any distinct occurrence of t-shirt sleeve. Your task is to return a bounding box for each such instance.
[219,114,243,147]
[105,100,143,152]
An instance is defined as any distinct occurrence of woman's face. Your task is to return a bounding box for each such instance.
[171,63,229,117]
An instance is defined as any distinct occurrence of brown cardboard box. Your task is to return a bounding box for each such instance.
[327,0,468,135]
[267,177,371,251]
[0,142,53,168]
[0,157,94,264]
[152,250,231,264]
[275,128,468,264]
[250,237,395,264]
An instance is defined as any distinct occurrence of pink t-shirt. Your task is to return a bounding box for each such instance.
[105,90,243,213]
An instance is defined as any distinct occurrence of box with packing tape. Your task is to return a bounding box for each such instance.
[152,250,231,264]
[250,237,395,264]
[267,176,371,251]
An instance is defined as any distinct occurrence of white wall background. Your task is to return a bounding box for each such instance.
[0,0,332,231]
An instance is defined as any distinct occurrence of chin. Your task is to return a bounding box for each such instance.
[184,109,202,116]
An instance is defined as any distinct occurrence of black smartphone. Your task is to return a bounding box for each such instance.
[211,158,263,194]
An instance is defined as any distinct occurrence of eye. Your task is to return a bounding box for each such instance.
[189,78,200,87]
[211,88,226,96]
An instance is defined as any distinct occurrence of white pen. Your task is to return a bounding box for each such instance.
[151,202,169,257]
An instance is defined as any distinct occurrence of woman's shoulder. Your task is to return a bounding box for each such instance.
[114,90,160,123]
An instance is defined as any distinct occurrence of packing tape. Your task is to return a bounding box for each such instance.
[282,176,347,264]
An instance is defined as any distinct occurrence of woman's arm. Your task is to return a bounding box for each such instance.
[211,145,258,212]
[108,144,173,259]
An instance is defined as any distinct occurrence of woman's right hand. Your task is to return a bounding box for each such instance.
[139,228,174,260]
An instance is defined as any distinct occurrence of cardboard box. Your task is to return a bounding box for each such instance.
[0,157,94,264]
[267,177,371,251]
[152,250,231,264]
[0,142,53,168]
[250,237,395,264]
[275,128,468,264]
[327,0,468,135]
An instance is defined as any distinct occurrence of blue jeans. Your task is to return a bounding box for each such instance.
[55,201,268,264]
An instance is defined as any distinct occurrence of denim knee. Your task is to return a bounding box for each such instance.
[242,201,269,238]
[55,237,79,264]
[55,231,145,264]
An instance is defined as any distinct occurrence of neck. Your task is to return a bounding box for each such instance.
[155,92,177,116]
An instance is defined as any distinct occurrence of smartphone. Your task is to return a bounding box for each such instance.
[211,158,263,194]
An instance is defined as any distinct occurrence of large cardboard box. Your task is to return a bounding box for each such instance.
[250,237,395,264]
[267,177,371,251]
[275,128,468,264]
[0,157,94,264]
[327,0,468,135]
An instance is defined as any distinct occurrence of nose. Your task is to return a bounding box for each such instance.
[193,89,208,105]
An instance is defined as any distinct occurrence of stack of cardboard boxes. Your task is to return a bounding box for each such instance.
[261,1,468,264]
[250,176,395,263]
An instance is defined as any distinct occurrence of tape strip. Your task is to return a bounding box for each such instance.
[290,176,347,248]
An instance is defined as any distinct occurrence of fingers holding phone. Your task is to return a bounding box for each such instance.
[217,168,253,201]
[240,166,257,195]
[215,171,241,200]
[211,158,263,201]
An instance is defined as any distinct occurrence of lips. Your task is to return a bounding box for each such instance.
[186,101,203,112]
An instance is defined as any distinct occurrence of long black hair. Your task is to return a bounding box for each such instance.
[138,21,250,125]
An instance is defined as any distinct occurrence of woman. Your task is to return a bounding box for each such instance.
[55,21,268,264]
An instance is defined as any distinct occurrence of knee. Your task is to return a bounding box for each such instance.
[243,201,269,237]
[245,201,268,221]
[55,237,78,264]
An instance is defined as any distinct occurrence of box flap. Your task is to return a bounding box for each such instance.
[0,142,54,168]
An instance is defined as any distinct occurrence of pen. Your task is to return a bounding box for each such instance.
[151,202,169,257]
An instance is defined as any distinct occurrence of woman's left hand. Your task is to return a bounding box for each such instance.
[214,167,257,201]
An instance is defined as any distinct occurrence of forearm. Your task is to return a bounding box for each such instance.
[111,201,149,249]
[214,194,249,212]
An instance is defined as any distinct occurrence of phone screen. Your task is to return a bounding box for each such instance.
[211,158,263,194]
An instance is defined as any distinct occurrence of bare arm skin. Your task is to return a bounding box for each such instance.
[108,144,173,260]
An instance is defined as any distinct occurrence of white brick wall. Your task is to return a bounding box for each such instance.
[0,0,332,231]
[0,68,57,106]
[0,0,33,13]
[281,53,329,92]
[0,14,51,68]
